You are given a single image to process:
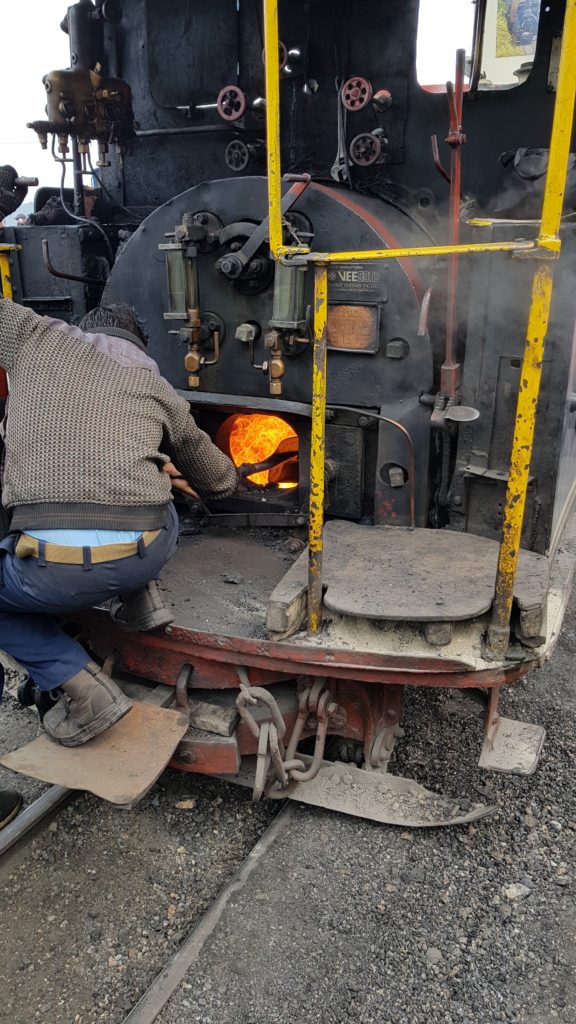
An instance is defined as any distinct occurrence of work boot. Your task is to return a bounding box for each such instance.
[18,677,61,721]
[0,790,22,829]
[109,580,174,632]
[43,662,132,747]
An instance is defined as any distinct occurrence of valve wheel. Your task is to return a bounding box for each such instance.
[341,76,373,111]
[216,85,247,122]
[261,40,288,72]
[349,132,382,167]
[225,139,251,173]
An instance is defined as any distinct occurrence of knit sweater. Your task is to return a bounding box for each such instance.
[0,299,238,530]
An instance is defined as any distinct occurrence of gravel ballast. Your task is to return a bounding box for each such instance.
[158,614,576,1024]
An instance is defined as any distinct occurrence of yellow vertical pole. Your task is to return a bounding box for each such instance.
[263,0,283,257]
[0,253,13,300]
[488,0,576,658]
[308,265,328,634]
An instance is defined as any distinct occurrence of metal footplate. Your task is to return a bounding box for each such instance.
[267,755,493,827]
[225,755,493,827]
[479,717,546,776]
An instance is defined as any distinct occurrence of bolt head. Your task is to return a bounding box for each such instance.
[177,749,197,765]
[386,339,408,360]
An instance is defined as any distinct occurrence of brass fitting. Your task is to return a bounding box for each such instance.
[184,346,202,389]
[184,349,201,373]
[188,306,202,346]
[182,307,204,389]
[265,329,285,397]
[268,353,285,395]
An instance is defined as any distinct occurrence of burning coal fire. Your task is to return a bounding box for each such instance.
[216,414,298,488]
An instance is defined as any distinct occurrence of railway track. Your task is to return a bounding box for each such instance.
[1,662,575,1024]
[0,784,72,859]
[123,803,295,1024]
[0,776,294,1024]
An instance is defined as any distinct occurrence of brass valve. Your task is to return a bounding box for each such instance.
[265,329,285,397]
[181,312,221,389]
[184,345,202,389]
[236,322,288,396]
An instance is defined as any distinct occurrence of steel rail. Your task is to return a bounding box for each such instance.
[122,803,295,1024]
[0,785,72,858]
[488,0,576,657]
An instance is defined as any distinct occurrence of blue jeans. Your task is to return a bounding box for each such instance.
[0,504,178,693]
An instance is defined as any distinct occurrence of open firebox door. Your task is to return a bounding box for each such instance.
[217,413,299,490]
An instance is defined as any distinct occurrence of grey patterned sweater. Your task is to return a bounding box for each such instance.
[0,298,237,531]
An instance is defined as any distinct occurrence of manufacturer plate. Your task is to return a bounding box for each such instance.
[327,304,379,353]
[328,262,389,302]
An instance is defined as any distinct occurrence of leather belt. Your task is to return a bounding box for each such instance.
[15,530,161,565]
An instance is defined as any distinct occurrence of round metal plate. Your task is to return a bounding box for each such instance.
[444,405,480,422]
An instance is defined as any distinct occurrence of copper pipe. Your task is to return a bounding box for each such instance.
[431,135,451,186]
[441,49,467,399]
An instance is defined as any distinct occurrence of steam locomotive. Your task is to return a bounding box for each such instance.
[2,0,576,825]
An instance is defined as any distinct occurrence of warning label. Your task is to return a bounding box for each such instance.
[328,262,389,302]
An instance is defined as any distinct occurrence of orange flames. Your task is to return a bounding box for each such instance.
[218,414,298,488]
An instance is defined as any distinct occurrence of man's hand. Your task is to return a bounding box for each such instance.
[162,461,200,499]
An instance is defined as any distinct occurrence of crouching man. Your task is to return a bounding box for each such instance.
[0,299,237,750]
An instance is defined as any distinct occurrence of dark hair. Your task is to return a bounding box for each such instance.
[78,304,148,347]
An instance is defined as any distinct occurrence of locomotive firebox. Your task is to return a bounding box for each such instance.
[102,175,434,530]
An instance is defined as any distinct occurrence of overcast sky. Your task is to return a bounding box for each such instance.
[0,0,475,199]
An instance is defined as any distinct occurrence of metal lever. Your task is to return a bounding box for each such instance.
[331,80,349,182]
[217,176,311,279]
[237,450,296,478]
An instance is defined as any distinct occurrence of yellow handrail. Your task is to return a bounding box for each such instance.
[308,266,328,633]
[281,239,541,263]
[263,0,283,257]
[487,0,576,657]
[262,0,576,650]
[0,244,21,301]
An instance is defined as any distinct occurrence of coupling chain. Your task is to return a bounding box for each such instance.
[235,671,339,800]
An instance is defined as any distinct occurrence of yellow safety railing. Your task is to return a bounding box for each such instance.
[307,265,328,634]
[0,244,20,301]
[263,0,576,649]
